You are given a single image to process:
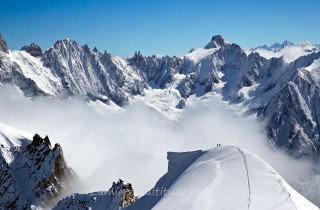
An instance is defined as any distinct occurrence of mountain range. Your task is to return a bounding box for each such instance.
[1,33,320,159]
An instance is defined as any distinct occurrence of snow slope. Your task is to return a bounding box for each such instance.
[8,50,63,96]
[128,146,318,210]
[0,123,32,163]
[184,48,218,63]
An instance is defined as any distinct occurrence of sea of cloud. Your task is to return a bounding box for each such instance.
[0,85,319,205]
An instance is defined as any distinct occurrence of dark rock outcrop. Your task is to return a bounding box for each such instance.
[53,179,136,209]
[21,43,43,57]
[0,33,8,54]
[204,35,226,49]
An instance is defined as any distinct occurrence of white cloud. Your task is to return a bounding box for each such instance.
[0,85,319,205]
[253,42,317,63]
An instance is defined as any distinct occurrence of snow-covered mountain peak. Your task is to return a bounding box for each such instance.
[51,38,81,51]
[204,35,228,49]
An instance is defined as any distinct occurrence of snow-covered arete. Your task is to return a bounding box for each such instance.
[128,146,318,210]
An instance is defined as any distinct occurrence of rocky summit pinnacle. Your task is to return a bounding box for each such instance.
[204,35,226,49]
[53,179,136,209]
[0,33,8,54]
[21,43,43,57]
[0,128,77,209]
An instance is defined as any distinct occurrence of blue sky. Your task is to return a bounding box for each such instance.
[0,0,319,56]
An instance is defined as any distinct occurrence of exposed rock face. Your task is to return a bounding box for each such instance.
[41,39,146,105]
[53,179,136,210]
[0,124,77,209]
[256,55,320,158]
[21,43,43,57]
[128,52,182,89]
[0,33,8,54]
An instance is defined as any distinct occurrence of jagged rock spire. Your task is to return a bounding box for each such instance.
[0,33,9,53]
[21,43,43,57]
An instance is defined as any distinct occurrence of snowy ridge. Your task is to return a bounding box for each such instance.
[128,146,318,210]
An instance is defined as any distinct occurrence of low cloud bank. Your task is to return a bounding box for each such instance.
[0,85,319,205]
[254,42,317,63]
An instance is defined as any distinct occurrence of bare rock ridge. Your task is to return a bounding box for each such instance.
[0,129,77,209]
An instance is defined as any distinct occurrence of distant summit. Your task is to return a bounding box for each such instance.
[253,40,295,51]
[270,40,294,50]
[282,40,295,48]
[204,35,227,49]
